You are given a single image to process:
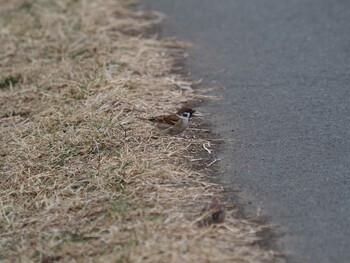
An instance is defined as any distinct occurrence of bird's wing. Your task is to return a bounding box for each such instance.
[150,114,180,126]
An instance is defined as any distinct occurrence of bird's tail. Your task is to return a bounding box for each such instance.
[136,116,152,122]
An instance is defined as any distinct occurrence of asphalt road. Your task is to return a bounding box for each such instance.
[142,1,350,262]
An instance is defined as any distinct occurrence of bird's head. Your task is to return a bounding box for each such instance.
[176,107,196,119]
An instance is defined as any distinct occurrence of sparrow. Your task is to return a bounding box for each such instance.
[138,106,196,135]
[197,199,225,227]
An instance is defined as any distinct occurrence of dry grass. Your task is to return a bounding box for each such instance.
[0,0,280,262]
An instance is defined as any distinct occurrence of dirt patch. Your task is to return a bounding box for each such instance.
[0,0,280,262]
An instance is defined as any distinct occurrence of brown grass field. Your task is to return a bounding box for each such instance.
[0,0,280,262]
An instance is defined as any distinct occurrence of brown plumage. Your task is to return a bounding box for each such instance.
[138,107,196,135]
[197,199,225,227]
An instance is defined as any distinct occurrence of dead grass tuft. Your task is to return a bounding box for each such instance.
[0,0,279,262]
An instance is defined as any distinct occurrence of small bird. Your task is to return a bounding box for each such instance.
[197,199,225,227]
[138,106,196,135]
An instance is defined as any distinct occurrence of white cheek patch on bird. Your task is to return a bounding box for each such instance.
[137,106,196,135]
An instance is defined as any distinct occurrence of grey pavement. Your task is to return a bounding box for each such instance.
[142,1,350,262]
